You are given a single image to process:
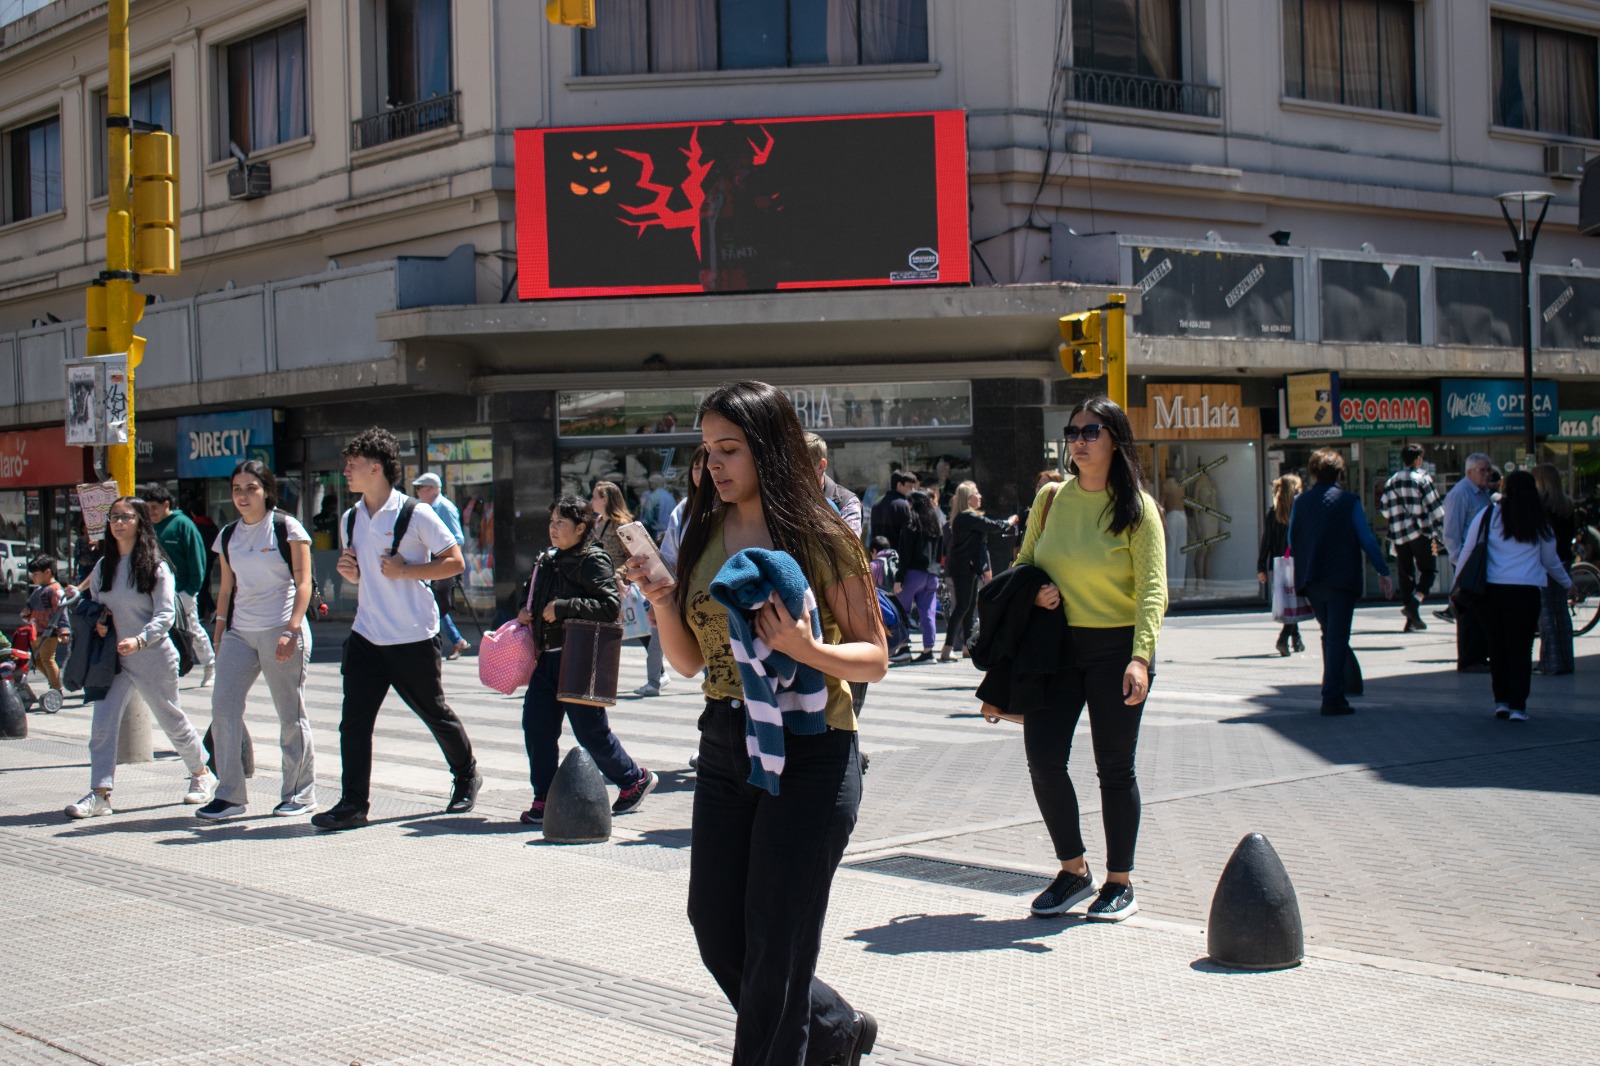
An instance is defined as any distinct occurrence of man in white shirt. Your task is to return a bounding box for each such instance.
[311,428,480,831]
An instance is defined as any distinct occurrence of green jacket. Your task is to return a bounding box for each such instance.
[154,511,207,596]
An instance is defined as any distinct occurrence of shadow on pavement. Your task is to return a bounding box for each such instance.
[845,912,1072,955]
[615,826,693,849]
[398,814,530,837]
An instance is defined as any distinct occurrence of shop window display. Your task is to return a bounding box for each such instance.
[1148,442,1260,601]
[422,431,495,612]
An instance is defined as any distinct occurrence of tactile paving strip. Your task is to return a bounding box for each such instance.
[846,853,1055,895]
[0,829,972,1065]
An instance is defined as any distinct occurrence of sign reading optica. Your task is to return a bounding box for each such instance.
[1439,379,1558,436]
[514,111,970,299]
[177,409,275,478]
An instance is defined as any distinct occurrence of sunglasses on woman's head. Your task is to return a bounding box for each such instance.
[1064,424,1107,443]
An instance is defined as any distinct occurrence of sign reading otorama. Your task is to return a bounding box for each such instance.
[177,409,276,478]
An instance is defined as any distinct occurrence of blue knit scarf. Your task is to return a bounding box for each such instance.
[710,548,830,794]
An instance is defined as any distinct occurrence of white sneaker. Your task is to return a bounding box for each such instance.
[1494,704,1511,719]
[1508,709,1530,722]
[183,770,217,804]
[200,663,215,687]
[65,792,113,819]
[633,684,661,697]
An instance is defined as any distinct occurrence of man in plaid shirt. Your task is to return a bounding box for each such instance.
[1379,443,1445,632]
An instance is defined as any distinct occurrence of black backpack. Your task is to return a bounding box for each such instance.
[220,511,328,626]
[343,498,433,595]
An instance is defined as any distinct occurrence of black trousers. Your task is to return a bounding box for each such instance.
[1022,627,1146,873]
[1394,537,1436,615]
[339,632,476,807]
[688,699,860,1066]
[946,569,980,650]
[1479,583,1541,711]
[1456,591,1490,668]
[1304,583,1357,704]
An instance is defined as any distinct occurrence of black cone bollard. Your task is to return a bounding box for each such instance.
[0,679,26,738]
[542,747,612,844]
[1207,832,1303,970]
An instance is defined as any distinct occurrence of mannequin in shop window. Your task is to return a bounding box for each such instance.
[1161,459,1187,593]
[1190,462,1219,583]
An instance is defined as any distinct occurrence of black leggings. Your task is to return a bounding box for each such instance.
[1022,626,1146,873]
[946,570,980,650]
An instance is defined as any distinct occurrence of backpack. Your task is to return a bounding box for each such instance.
[343,497,433,596]
[220,511,328,626]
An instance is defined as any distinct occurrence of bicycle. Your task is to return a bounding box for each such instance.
[1570,560,1600,637]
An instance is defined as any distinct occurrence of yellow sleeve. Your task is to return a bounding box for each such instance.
[1129,492,1169,662]
[1013,483,1059,568]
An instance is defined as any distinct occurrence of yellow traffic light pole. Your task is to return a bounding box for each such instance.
[1105,292,1127,409]
[1059,292,1128,407]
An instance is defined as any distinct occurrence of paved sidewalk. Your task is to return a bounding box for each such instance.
[3,607,1597,1063]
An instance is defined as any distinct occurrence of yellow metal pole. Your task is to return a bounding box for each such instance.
[1106,292,1128,410]
[101,0,139,495]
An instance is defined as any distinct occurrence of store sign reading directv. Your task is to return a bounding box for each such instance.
[1439,379,1558,436]
[177,409,276,478]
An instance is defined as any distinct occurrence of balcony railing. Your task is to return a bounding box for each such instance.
[351,91,460,151]
[1067,69,1221,120]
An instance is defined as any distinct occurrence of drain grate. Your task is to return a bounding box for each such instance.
[845,854,1053,896]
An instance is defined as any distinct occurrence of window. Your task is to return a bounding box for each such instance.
[225,20,308,157]
[5,116,62,223]
[1283,0,1416,113]
[1493,18,1598,139]
[383,0,452,107]
[579,0,928,76]
[94,71,172,198]
[1073,0,1181,82]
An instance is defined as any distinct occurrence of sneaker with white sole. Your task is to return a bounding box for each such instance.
[65,792,113,819]
[612,769,658,814]
[200,663,215,687]
[272,799,316,816]
[1085,881,1139,922]
[183,770,217,805]
[1494,704,1511,719]
[1030,869,1097,916]
[1508,708,1530,722]
[633,684,661,697]
[195,798,245,820]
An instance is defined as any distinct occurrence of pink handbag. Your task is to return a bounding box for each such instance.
[478,566,540,695]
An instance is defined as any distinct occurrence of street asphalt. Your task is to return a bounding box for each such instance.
[2,603,1597,1063]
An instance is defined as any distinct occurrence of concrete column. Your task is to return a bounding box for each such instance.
[490,390,558,608]
[116,691,153,763]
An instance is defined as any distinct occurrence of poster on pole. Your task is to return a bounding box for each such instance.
[65,364,100,446]
[102,361,129,445]
[76,481,122,540]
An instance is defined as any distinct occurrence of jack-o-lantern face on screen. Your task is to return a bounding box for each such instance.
[570,150,610,196]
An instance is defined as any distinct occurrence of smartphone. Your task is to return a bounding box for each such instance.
[617,521,673,585]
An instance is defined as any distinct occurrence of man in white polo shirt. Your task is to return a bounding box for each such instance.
[311,427,481,831]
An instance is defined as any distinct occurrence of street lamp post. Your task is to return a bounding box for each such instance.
[1495,190,1553,466]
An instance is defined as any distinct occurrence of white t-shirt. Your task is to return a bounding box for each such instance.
[345,489,457,646]
[213,514,311,632]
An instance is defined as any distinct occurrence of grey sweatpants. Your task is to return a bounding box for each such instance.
[209,625,316,807]
[89,643,208,791]
[177,592,216,667]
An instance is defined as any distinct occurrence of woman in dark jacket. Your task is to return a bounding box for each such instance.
[941,481,1018,662]
[1256,473,1305,657]
[1532,463,1576,675]
[515,496,656,826]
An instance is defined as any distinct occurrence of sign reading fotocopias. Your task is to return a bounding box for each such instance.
[1128,384,1261,441]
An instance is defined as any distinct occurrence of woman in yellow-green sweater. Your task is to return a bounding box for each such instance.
[1014,396,1167,922]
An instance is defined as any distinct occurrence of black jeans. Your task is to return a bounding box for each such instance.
[522,649,642,798]
[338,632,476,808]
[1479,583,1541,711]
[1394,538,1436,615]
[1022,627,1146,873]
[945,569,980,650]
[688,699,860,1066]
[1455,591,1490,668]
[1304,583,1356,704]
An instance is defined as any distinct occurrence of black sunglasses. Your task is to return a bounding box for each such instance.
[1064,424,1108,444]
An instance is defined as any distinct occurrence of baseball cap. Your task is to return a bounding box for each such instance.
[412,472,442,488]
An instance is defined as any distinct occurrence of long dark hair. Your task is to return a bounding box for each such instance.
[675,381,877,634]
[231,459,280,510]
[99,496,167,595]
[907,489,940,537]
[1497,470,1552,545]
[1066,395,1146,536]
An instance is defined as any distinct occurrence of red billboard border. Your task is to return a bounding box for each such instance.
[515,110,970,301]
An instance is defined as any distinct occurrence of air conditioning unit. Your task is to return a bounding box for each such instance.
[1544,144,1586,180]
[226,162,271,200]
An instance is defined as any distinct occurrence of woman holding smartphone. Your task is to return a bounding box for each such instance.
[65,497,215,819]
[628,381,887,1066]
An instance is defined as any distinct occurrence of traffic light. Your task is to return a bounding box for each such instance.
[1059,309,1104,378]
[546,0,595,27]
[131,131,179,275]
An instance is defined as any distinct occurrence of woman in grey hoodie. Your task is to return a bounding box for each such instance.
[65,497,214,819]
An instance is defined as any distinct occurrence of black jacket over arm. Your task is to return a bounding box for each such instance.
[969,564,1068,715]
[515,541,622,649]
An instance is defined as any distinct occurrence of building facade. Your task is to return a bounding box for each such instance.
[2,0,1597,611]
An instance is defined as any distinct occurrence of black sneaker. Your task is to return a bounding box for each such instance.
[1403,616,1427,632]
[1320,699,1355,716]
[1030,868,1097,916]
[446,771,483,813]
[612,769,658,815]
[835,1009,877,1066]
[195,798,245,821]
[1086,881,1138,922]
[310,800,369,831]
[519,801,545,826]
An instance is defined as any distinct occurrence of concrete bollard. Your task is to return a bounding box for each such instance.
[542,747,612,844]
[1206,832,1304,970]
[0,678,27,738]
[116,693,154,764]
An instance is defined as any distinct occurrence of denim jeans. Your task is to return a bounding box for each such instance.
[688,699,861,1065]
[522,649,643,798]
[1304,583,1357,704]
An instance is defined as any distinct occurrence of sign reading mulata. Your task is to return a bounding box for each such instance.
[1128,384,1262,440]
